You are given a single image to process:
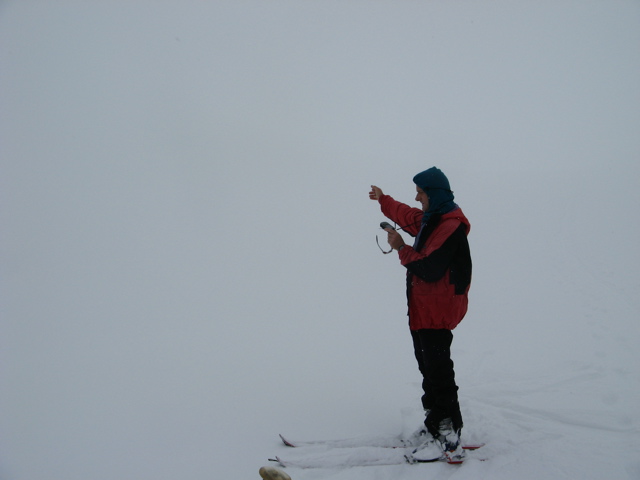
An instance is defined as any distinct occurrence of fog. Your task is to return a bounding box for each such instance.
[1,2,639,479]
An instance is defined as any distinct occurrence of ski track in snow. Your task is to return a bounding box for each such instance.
[270,357,639,480]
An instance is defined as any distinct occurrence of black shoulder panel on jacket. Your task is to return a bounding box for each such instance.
[449,224,472,294]
[405,223,472,294]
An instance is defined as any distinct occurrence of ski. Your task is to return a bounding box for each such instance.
[279,433,484,451]
[269,451,471,469]
[279,433,405,449]
[269,446,413,469]
[271,435,486,468]
[270,454,411,469]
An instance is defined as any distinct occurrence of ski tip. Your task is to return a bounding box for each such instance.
[259,465,292,480]
[279,434,296,447]
[268,456,287,467]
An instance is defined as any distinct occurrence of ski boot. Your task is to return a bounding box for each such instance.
[434,418,465,464]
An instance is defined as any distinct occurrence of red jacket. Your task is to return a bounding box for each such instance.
[379,195,471,331]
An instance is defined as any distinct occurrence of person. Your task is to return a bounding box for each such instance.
[369,166,472,463]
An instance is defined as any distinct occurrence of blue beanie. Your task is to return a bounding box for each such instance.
[413,166,451,192]
[412,167,457,223]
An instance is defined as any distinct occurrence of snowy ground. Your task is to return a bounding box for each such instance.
[263,170,640,480]
[1,2,639,480]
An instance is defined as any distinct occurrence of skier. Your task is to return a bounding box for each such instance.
[369,167,472,463]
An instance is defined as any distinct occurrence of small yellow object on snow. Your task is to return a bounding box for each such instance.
[259,465,291,480]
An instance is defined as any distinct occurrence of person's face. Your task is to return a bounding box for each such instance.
[415,186,429,212]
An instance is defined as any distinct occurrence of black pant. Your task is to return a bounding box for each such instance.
[411,329,463,435]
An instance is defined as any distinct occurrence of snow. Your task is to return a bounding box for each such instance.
[1,2,639,480]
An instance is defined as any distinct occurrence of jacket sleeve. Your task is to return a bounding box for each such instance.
[399,220,465,282]
[378,194,422,237]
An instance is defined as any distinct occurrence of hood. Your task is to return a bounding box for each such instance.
[442,207,471,235]
[413,167,456,223]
